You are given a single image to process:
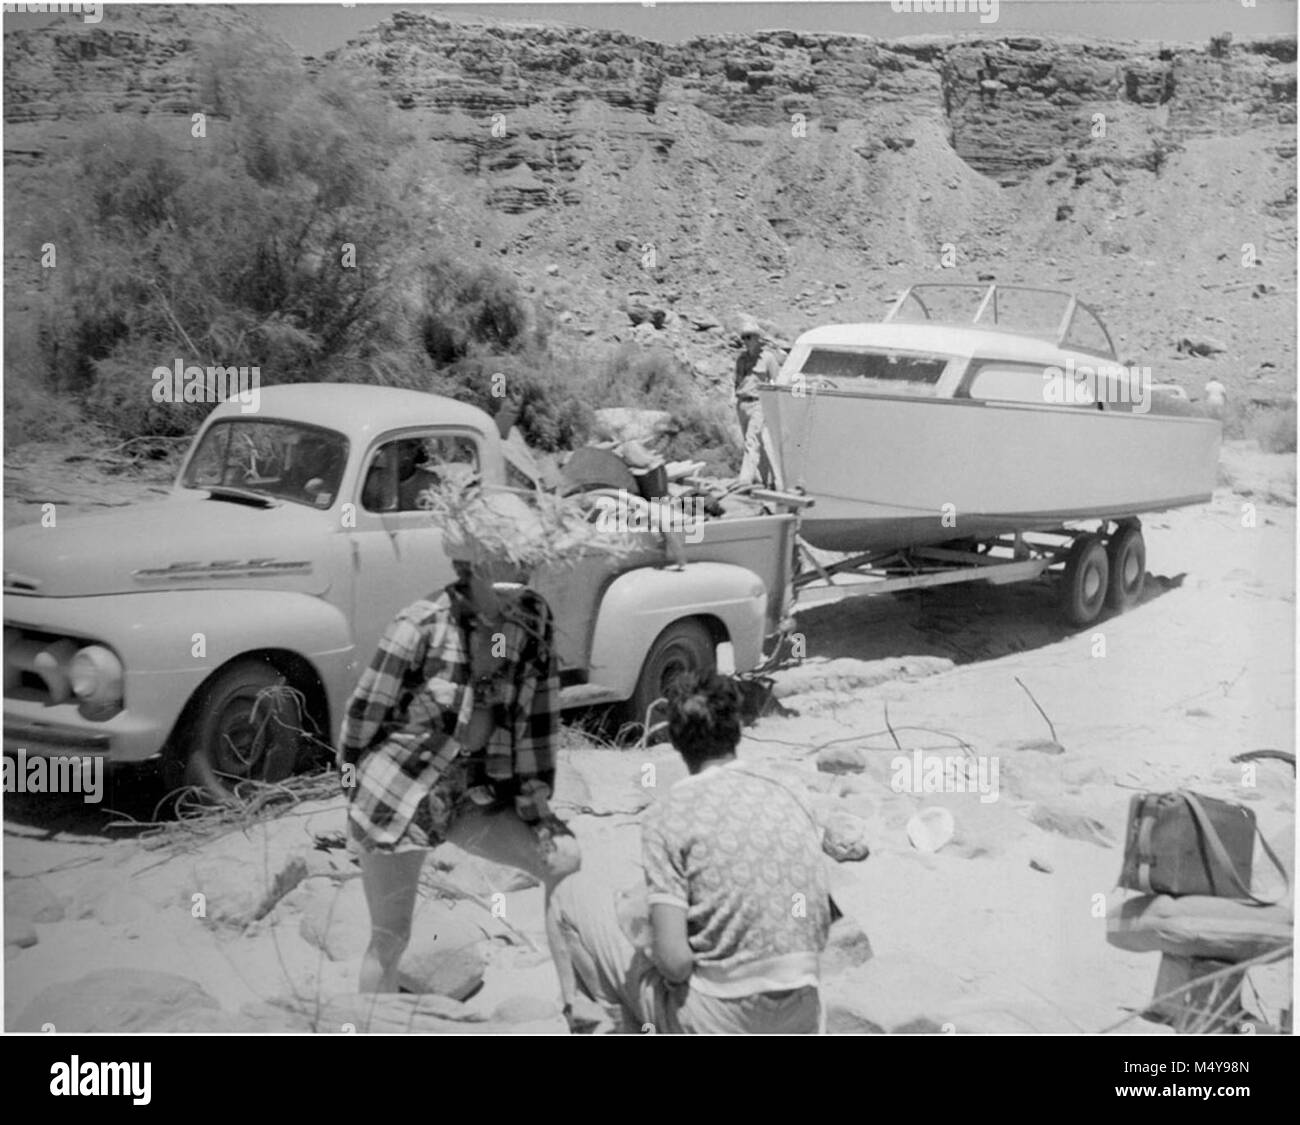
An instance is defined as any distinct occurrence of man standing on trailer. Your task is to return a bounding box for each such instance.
[733,317,780,488]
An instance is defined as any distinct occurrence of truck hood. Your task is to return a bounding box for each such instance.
[4,495,333,598]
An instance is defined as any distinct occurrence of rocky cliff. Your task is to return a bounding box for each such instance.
[4,6,1296,396]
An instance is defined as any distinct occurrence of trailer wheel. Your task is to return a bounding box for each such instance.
[627,619,716,740]
[1105,524,1146,612]
[166,658,302,802]
[1059,535,1110,627]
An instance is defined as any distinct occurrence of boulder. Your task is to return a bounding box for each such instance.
[492,995,563,1024]
[821,916,874,977]
[6,915,38,949]
[815,746,867,775]
[14,969,221,1033]
[1022,802,1116,848]
[299,878,489,998]
[821,810,872,862]
[823,953,971,1034]
[1176,335,1228,357]
[5,875,64,923]
[398,941,487,1001]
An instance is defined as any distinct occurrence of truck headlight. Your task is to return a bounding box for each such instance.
[69,645,124,706]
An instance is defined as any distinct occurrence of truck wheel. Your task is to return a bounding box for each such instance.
[627,619,716,740]
[1059,534,1110,628]
[1105,524,1146,612]
[168,658,302,801]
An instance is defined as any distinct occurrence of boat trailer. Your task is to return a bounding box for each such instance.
[749,488,1147,630]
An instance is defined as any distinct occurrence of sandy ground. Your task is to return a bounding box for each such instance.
[2,443,1294,1034]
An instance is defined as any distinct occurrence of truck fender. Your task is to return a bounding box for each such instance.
[111,589,355,743]
[586,562,768,700]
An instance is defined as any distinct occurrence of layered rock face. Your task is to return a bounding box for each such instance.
[321,13,1295,199]
[3,7,1296,393]
[3,4,294,125]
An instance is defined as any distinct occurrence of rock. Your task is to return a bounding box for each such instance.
[6,915,38,949]
[816,746,867,774]
[299,877,488,999]
[190,851,310,926]
[5,875,64,922]
[493,995,563,1023]
[1176,335,1228,357]
[821,809,872,862]
[398,940,487,1000]
[14,969,221,1033]
[545,263,559,275]
[1023,802,1116,848]
[624,290,667,328]
[1029,856,1055,874]
[821,916,874,976]
[427,843,539,898]
[613,237,634,252]
[824,954,970,1034]
[1013,738,1065,754]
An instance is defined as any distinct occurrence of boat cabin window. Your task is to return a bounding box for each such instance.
[798,347,948,395]
[965,361,1095,408]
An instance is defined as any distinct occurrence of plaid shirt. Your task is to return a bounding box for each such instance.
[339,585,559,850]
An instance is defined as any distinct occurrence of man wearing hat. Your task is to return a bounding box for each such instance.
[733,317,781,487]
[338,490,601,1030]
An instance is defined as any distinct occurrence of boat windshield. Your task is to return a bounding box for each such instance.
[886,284,1116,359]
[799,347,949,395]
[181,419,349,508]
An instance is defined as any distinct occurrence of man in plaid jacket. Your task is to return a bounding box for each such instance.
[339,500,599,1029]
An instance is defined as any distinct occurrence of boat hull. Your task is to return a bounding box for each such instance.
[758,387,1221,553]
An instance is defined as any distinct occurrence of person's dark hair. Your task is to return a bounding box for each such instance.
[665,671,742,766]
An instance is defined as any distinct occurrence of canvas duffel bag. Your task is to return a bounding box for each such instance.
[1118,790,1288,903]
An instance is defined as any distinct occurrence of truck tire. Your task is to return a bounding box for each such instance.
[167,658,302,801]
[627,619,716,741]
[1105,523,1146,612]
[1059,534,1110,628]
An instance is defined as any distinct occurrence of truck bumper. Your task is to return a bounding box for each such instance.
[4,699,166,762]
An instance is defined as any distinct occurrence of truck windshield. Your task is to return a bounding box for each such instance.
[182,420,349,509]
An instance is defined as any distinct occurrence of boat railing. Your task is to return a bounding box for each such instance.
[884,283,1118,361]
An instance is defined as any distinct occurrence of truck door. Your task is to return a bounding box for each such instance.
[346,430,480,663]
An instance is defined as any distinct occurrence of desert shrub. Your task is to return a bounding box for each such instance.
[22,54,423,440]
[1246,403,1297,454]
[592,343,741,471]
[416,257,541,364]
[430,352,593,453]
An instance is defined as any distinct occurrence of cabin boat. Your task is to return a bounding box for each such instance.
[758,284,1221,554]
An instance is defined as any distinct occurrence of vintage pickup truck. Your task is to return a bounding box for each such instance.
[3,385,796,795]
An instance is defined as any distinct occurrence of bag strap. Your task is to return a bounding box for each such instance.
[1181,792,1290,906]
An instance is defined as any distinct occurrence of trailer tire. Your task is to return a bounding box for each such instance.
[1105,524,1146,612]
[626,619,716,741]
[1060,535,1110,628]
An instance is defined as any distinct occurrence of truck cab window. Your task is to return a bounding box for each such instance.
[362,434,481,513]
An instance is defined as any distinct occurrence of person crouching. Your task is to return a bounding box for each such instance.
[553,671,831,1033]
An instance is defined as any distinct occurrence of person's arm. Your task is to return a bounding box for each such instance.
[642,811,695,983]
[337,616,421,765]
[648,903,694,983]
